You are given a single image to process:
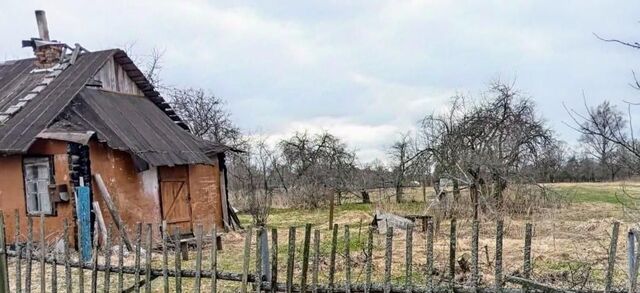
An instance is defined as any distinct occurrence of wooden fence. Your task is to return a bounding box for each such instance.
[0,210,631,292]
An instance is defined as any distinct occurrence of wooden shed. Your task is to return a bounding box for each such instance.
[0,11,239,249]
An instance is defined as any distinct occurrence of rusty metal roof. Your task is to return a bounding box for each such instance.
[55,88,216,166]
[0,49,188,154]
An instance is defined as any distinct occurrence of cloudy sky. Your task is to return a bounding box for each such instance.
[2,1,640,163]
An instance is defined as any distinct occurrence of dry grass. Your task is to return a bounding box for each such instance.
[6,182,640,292]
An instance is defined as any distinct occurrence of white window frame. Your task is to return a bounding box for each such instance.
[23,156,54,215]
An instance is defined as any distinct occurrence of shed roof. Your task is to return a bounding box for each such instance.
[52,88,216,167]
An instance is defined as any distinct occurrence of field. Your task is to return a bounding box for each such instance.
[6,182,640,292]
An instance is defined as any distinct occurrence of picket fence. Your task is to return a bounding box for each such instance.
[0,210,630,293]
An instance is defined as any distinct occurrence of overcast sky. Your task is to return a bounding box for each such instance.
[2,1,640,163]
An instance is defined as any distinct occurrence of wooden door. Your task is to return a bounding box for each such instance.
[158,166,193,234]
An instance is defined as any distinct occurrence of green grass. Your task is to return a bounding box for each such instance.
[548,183,634,205]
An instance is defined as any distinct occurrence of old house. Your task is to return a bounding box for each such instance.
[0,11,238,249]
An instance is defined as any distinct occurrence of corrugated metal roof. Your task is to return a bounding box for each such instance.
[56,88,215,166]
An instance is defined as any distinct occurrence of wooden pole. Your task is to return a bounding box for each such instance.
[329,193,335,230]
[242,227,252,293]
[345,225,352,293]
[286,226,296,293]
[426,219,434,292]
[523,223,533,293]
[14,209,22,293]
[94,174,134,251]
[255,227,263,293]
[134,223,142,293]
[605,222,620,293]
[365,227,373,293]
[162,221,169,293]
[64,219,71,293]
[145,223,153,293]
[40,213,46,293]
[90,221,98,293]
[495,219,504,293]
[472,220,480,292]
[195,225,203,293]
[174,228,183,293]
[26,216,33,292]
[449,218,457,290]
[384,227,393,293]
[105,224,112,293]
[0,212,9,293]
[329,224,338,292]
[301,224,312,292]
[271,228,278,293]
[405,226,413,293]
[312,229,320,293]
[211,226,218,293]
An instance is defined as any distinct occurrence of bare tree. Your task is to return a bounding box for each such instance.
[166,87,243,147]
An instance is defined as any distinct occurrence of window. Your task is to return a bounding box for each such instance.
[23,157,54,215]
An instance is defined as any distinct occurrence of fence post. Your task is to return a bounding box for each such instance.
[118,224,125,292]
[91,221,99,293]
[146,223,154,293]
[384,226,393,293]
[242,227,252,293]
[63,219,71,293]
[605,222,619,293]
[301,224,312,292]
[0,211,9,293]
[345,225,352,293]
[162,221,169,293]
[14,209,21,293]
[211,226,218,293]
[449,218,457,290]
[286,226,296,293]
[495,219,504,293]
[471,220,479,292]
[271,228,278,293]
[134,222,143,293]
[312,229,320,293]
[365,227,373,293]
[255,227,263,293]
[405,226,413,293]
[329,224,338,292]
[195,225,204,293]
[426,219,434,293]
[523,223,533,293]
[175,228,183,293]
[40,213,46,293]
[105,224,112,293]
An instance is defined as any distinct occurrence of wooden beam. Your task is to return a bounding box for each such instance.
[93,174,134,251]
[92,201,107,246]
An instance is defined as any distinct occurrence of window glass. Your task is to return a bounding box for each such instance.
[23,157,53,215]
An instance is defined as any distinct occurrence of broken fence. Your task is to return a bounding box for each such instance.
[0,210,632,292]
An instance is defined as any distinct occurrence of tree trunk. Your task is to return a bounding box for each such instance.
[396,183,404,203]
[422,176,427,202]
[361,190,370,204]
[470,182,479,221]
[452,179,461,201]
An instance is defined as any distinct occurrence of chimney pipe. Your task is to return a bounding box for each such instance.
[35,10,50,41]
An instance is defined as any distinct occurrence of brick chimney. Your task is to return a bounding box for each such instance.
[29,10,65,68]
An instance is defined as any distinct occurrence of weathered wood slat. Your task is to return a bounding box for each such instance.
[211,226,218,293]
[472,220,480,292]
[0,212,8,293]
[256,227,263,293]
[175,228,183,293]
[118,224,125,292]
[605,222,619,293]
[345,225,352,293]
[40,213,46,293]
[145,223,153,293]
[405,226,413,293]
[105,224,113,293]
[365,227,373,293]
[94,174,134,251]
[495,219,504,293]
[26,216,33,292]
[242,227,252,293]
[426,220,433,292]
[163,221,169,293]
[312,229,320,293]
[286,226,296,293]
[329,224,338,292]
[195,225,204,293]
[385,227,394,293]
[449,218,456,290]
[63,219,71,293]
[91,222,99,293]
[135,223,143,293]
[522,223,532,293]
[272,228,278,293]
[301,224,312,292]
[14,210,21,293]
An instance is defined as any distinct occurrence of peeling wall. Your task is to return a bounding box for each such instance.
[0,139,75,245]
[188,162,224,231]
[88,140,162,239]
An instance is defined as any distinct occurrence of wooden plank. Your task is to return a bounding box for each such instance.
[329,224,338,292]
[40,213,46,293]
[365,227,373,293]
[211,226,218,293]
[94,174,134,251]
[286,226,296,293]
[118,225,125,293]
[405,225,413,293]
[0,212,8,293]
[604,222,620,293]
[301,224,312,292]
[449,218,457,290]
[26,216,33,292]
[426,220,434,292]
[175,228,183,293]
[242,227,252,293]
[345,225,352,293]
[76,186,92,262]
[14,210,21,293]
[92,201,107,245]
[105,224,113,293]
[472,220,480,292]
[312,229,320,293]
[384,227,393,293]
[505,276,572,293]
[162,221,169,293]
[90,221,99,293]
[495,219,504,293]
[63,219,71,293]
[255,227,263,293]
[195,225,204,293]
[271,228,278,293]
[134,223,142,293]
[145,223,153,293]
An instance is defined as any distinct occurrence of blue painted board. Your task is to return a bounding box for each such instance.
[75,186,92,262]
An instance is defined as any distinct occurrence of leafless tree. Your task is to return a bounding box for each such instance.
[166,87,244,147]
